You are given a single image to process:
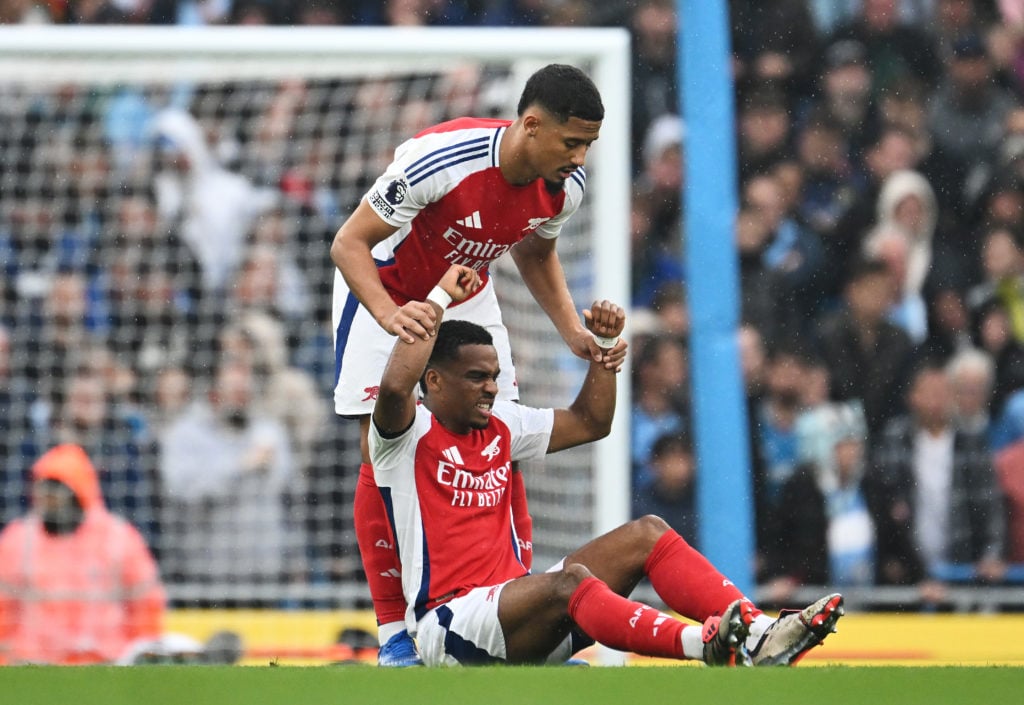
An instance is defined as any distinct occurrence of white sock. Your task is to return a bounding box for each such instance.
[378,620,407,645]
[681,625,706,661]
[746,614,775,651]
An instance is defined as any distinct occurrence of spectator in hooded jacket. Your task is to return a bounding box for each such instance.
[0,444,165,664]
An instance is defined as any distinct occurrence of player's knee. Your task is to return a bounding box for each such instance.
[631,514,671,551]
[554,562,593,601]
[562,562,593,583]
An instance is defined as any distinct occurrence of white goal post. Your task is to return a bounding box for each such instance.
[0,25,631,607]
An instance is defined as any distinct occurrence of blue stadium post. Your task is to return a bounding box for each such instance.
[678,0,755,593]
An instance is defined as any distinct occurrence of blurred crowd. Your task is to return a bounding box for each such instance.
[0,0,628,26]
[626,0,1024,609]
[2,0,1024,612]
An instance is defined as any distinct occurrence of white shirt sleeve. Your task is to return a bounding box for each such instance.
[492,400,554,461]
[534,170,586,240]
[369,406,433,481]
[362,136,448,228]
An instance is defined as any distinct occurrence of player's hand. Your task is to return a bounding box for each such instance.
[578,300,627,372]
[381,301,437,343]
[437,264,481,304]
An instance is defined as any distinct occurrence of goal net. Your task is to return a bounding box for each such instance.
[0,26,629,624]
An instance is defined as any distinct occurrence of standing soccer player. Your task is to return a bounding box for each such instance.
[331,64,626,665]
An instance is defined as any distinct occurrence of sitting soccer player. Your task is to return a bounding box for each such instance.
[368,264,844,666]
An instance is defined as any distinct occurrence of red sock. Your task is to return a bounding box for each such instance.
[568,576,685,659]
[509,469,533,570]
[644,531,760,622]
[354,462,407,625]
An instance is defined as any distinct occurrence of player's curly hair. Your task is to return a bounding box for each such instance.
[420,320,494,393]
[517,63,604,123]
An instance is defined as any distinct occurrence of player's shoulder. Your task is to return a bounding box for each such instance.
[568,165,587,192]
[402,117,507,156]
[395,118,508,188]
[381,404,433,439]
[414,117,511,138]
[533,167,586,226]
[563,166,588,202]
[491,400,545,426]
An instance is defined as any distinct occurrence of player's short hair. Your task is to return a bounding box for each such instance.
[421,320,494,393]
[517,64,604,123]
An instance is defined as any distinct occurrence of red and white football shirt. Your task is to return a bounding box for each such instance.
[332,117,586,415]
[346,117,586,306]
[369,400,553,625]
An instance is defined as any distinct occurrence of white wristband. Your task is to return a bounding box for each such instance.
[592,332,619,349]
[426,286,452,309]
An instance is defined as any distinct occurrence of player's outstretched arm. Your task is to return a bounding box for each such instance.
[546,300,626,453]
[511,232,627,371]
[373,265,482,436]
[510,233,588,347]
[331,199,437,344]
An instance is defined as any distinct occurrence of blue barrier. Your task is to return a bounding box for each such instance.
[931,563,1024,583]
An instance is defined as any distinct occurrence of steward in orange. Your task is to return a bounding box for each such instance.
[0,444,166,664]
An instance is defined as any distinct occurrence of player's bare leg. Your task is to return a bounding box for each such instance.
[497,517,753,665]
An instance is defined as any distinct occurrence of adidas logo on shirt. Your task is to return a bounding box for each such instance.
[442,446,465,465]
[456,211,482,229]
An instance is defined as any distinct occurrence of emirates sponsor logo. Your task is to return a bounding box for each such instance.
[439,227,512,270]
[436,459,511,508]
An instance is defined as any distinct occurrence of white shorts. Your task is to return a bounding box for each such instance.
[414,564,584,667]
[414,583,511,666]
[332,273,519,416]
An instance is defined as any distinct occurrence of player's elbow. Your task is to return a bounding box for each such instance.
[329,230,348,269]
[591,417,613,441]
[567,401,613,441]
[377,379,407,403]
[578,412,612,442]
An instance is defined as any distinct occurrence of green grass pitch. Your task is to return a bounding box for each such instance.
[1,666,1020,705]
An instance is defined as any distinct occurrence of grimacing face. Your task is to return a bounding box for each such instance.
[429,344,501,432]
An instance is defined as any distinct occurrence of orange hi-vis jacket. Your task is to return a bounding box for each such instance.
[0,444,166,664]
